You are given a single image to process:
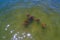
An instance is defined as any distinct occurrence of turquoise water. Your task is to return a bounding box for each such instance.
[0,0,60,16]
[0,0,60,12]
[0,0,60,40]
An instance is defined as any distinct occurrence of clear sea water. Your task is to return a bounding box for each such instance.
[0,0,60,40]
[0,0,60,13]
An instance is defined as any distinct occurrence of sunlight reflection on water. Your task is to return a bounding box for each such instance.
[3,24,33,40]
[10,30,14,34]
[11,32,33,40]
[5,24,10,31]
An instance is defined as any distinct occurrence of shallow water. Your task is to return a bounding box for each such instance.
[0,0,60,40]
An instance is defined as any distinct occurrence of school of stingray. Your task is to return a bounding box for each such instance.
[0,0,60,40]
